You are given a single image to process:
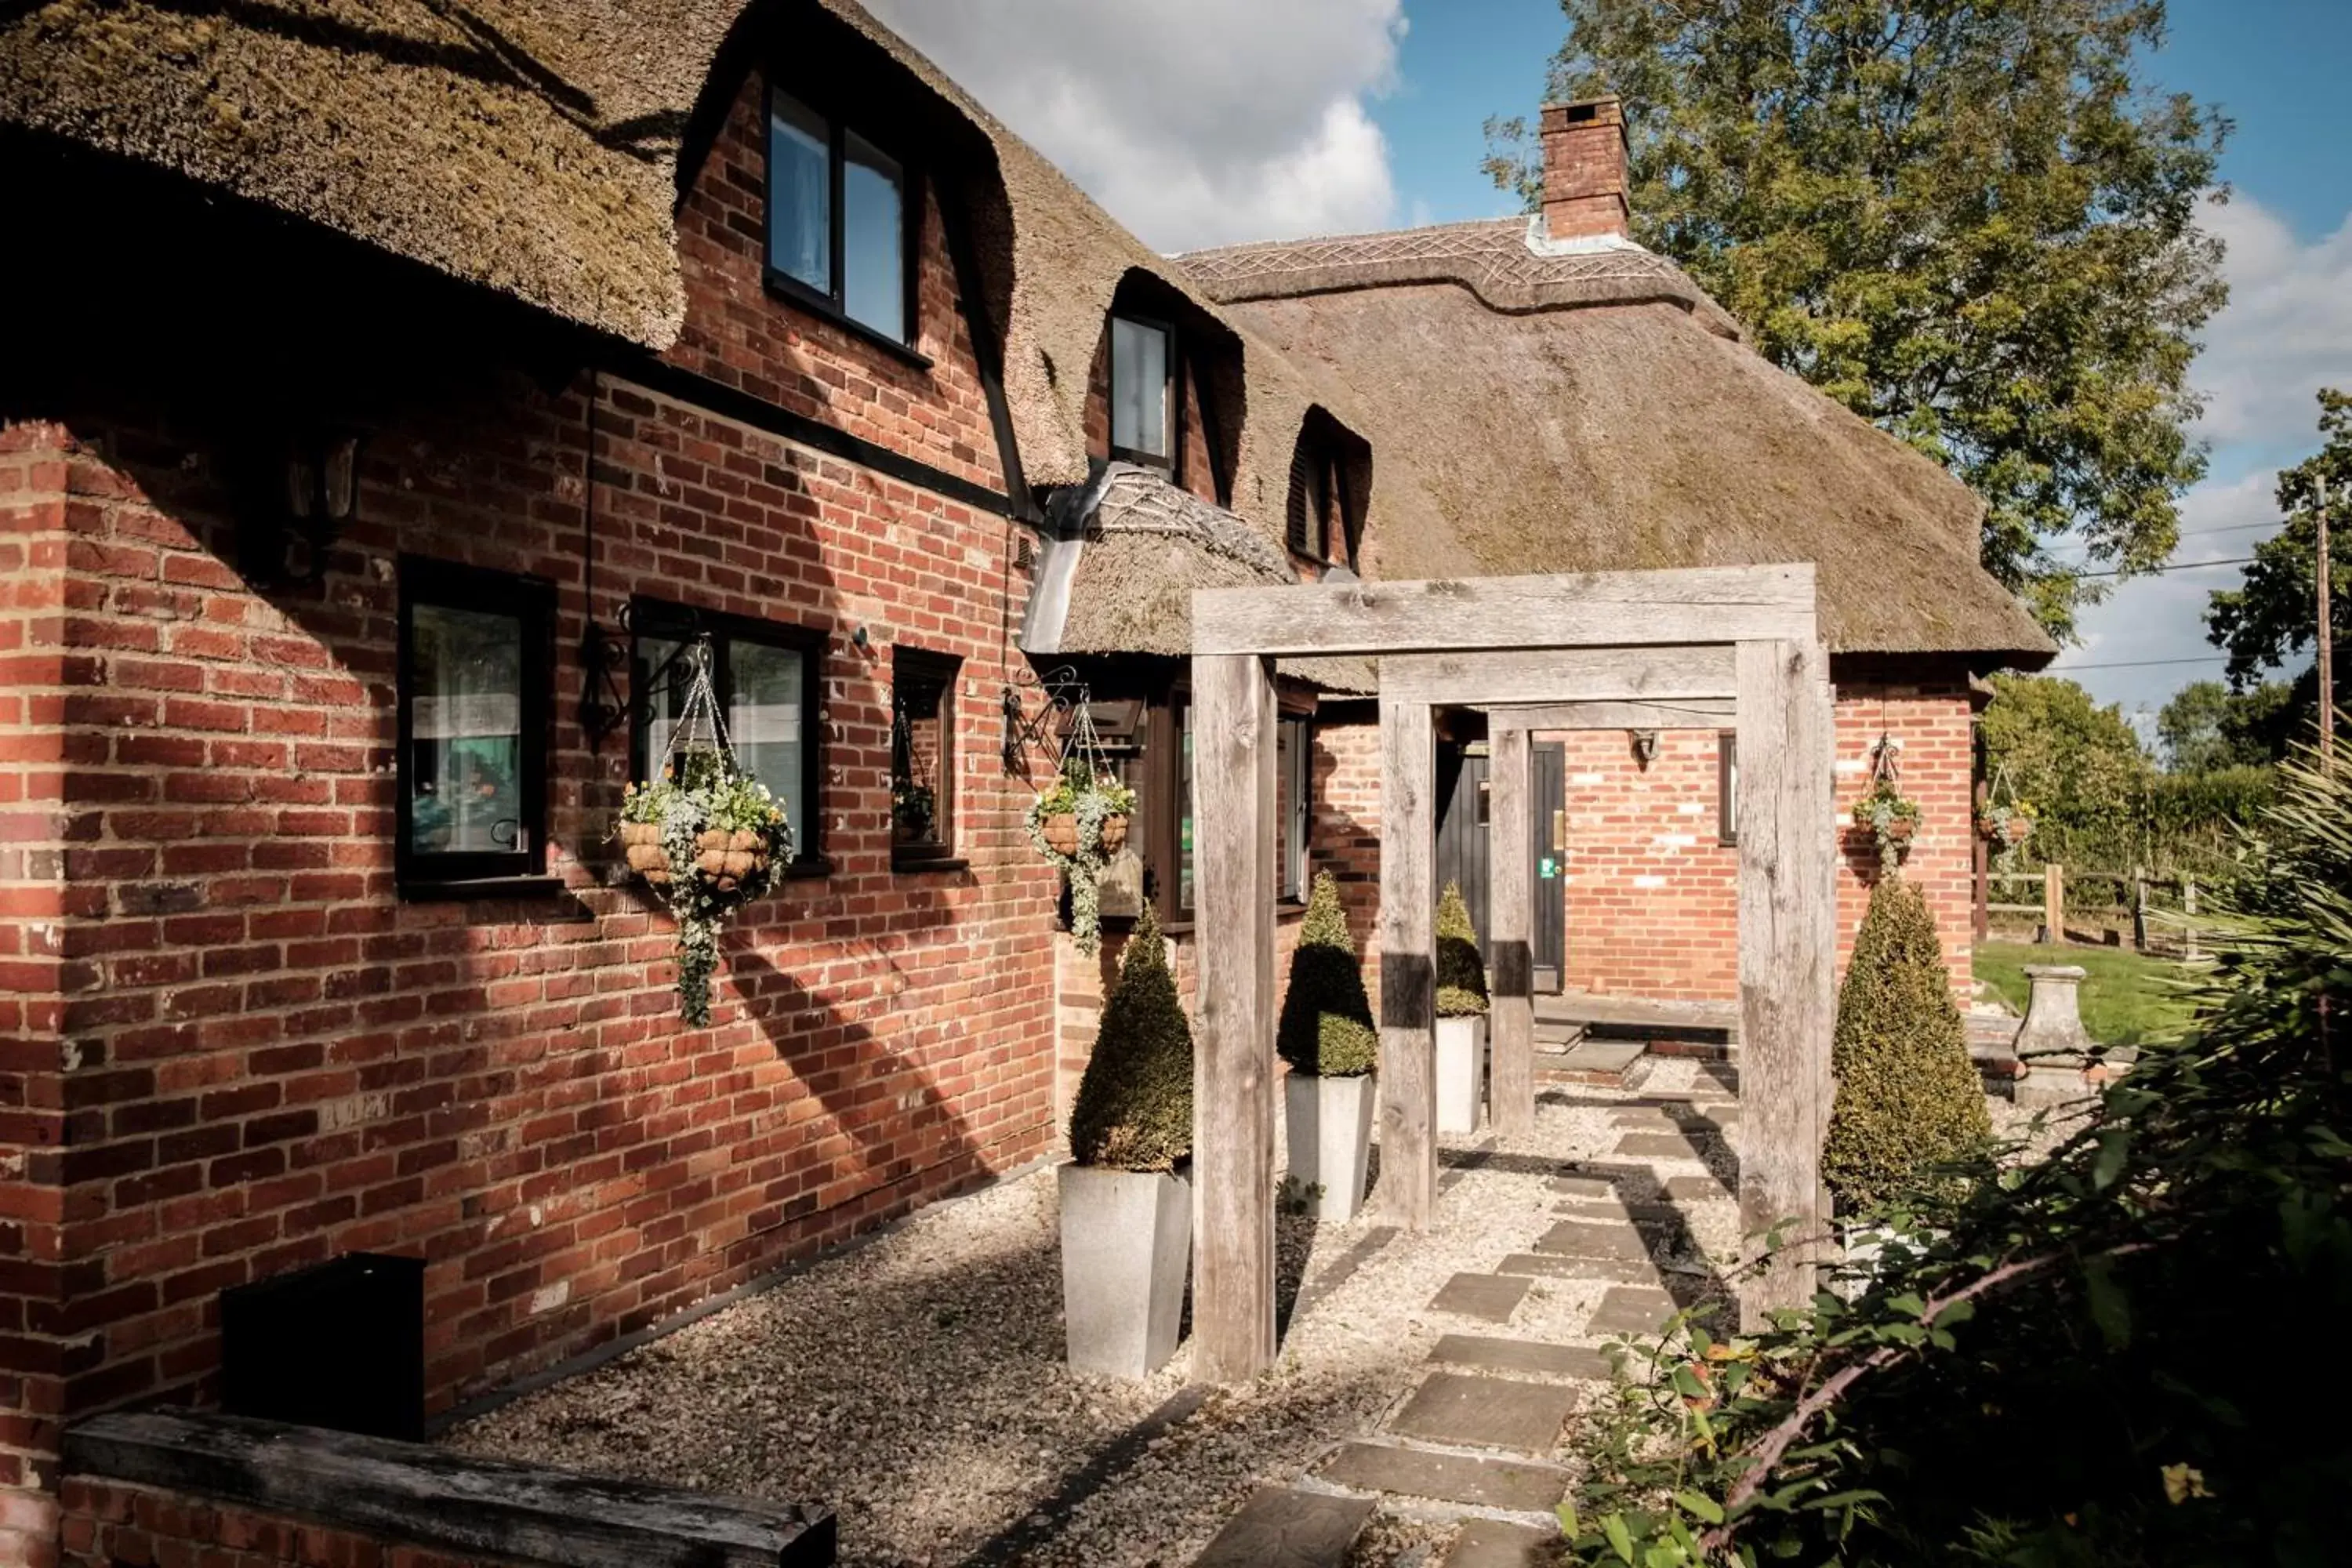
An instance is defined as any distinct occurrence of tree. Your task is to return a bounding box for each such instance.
[1980,672,2151,826]
[1276,871,1379,1076]
[1486,0,2230,639]
[2154,677,2292,771]
[1435,881,1490,1018]
[2204,386,2351,742]
[1067,902,1194,1171]
[1820,873,1990,1210]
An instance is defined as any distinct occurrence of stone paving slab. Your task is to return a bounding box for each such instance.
[1532,1219,1654,1261]
[1546,1173,1617,1200]
[1444,1517,1566,1568]
[1189,1486,1375,1567]
[1556,1039,1643,1074]
[1314,1442,1570,1512]
[1389,1371,1578,1453]
[1429,1272,1532,1323]
[1428,1334,1613,1381]
[1496,1251,1668,1286]
[1608,1106,1739,1130]
[1664,1175,1735,1202]
[1552,1197,1686,1226]
[1613,1131,1730,1161]
[1588,1286,1729,1337]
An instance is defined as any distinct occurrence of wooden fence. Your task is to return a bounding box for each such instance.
[1985,863,2204,958]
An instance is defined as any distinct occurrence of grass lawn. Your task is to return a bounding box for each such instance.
[1976,942,2201,1047]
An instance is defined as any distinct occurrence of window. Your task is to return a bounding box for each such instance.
[1718,731,1738,846]
[631,601,823,868]
[1276,715,1312,902]
[396,558,554,892]
[892,647,960,868]
[766,84,915,347]
[1287,423,1359,567]
[1109,314,1176,465]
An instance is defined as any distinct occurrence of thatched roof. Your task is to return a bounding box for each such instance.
[1181,220,2056,664]
[0,0,1370,521]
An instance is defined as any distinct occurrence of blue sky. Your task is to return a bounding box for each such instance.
[879,0,2352,733]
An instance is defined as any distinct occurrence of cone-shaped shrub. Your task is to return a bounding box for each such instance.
[1069,902,1195,1171]
[1277,871,1378,1076]
[1820,872,1991,1210]
[1435,880,1489,1018]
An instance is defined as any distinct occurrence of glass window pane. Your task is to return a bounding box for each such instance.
[731,641,808,844]
[1177,699,1194,913]
[843,132,906,341]
[1112,317,1169,458]
[633,635,687,775]
[408,604,524,856]
[768,92,832,294]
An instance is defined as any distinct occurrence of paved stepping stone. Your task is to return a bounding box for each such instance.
[1553,1196,1685,1226]
[1533,1219,1653,1261]
[1664,1175,1734,1202]
[1547,1173,1617,1199]
[1430,1272,1531,1323]
[1315,1441,1569,1512]
[1610,1107,1738,1131]
[1553,1039,1643,1081]
[1497,1251,1667,1286]
[1389,1371,1577,1453]
[1613,1131,1729,1161]
[1428,1334,1613,1381]
[1588,1285,1730,1337]
[1190,1486,1375,1567]
[1444,1518,1566,1568]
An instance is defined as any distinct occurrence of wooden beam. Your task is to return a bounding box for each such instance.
[1485,698,1738,731]
[1190,652,1279,1382]
[1733,638,1836,1327]
[1376,695,1438,1229]
[1381,646,1738,709]
[1194,565,1817,656]
[1487,726,1534,1139]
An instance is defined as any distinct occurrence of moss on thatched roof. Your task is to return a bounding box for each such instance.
[1180,223,2056,664]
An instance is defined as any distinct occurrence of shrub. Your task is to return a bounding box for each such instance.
[1820,873,1989,1210]
[1435,880,1489,1018]
[1277,871,1378,1076]
[1068,902,1194,1171]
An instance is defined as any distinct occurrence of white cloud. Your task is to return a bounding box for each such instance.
[862,0,1405,251]
[2190,194,2352,447]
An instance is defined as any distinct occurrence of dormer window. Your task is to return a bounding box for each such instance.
[1109,314,1176,465]
[1287,416,1362,568]
[766,85,915,347]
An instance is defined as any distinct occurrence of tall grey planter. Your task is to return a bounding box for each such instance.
[2013,964,2095,1107]
[1058,1163,1191,1378]
[1435,1014,1487,1134]
[1283,1071,1375,1221]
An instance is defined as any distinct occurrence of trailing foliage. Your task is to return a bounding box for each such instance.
[619,757,792,1026]
[1026,764,1138,957]
[1068,902,1195,1172]
[1435,880,1489,1018]
[1558,754,2352,1566]
[1277,871,1379,1077]
[1820,873,1990,1210]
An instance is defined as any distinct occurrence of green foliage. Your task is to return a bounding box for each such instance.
[1486,0,2230,638]
[2155,678,2292,771]
[1026,772,1138,956]
[2206,387,2352,735]
[1556,753,2352,1565]
[1277,872,1379,1077]
[1068,902,1195,1172]
[620,762,793,1027]
[1434,880,1488,1018]
[1820,874,1990,1210]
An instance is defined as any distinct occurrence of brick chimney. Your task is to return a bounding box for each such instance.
[1540,96,1628,241]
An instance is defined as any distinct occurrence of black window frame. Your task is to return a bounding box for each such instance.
[762,78,927,364]
[629,598,828,875]
[1276,712,1312,905]
[891,644,964,872]
[394,556,556,898]
[1108,312,1182,474]
[1718,730,1738,847]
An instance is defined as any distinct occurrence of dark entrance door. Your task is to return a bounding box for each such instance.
[1434,740,1567,992]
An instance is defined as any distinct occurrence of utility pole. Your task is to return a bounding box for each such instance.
[2321,474,2336,771]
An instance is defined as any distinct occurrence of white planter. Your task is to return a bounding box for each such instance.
[1058,1163,1192,1377]
[1436,1014,1487,1134]
[1284,1071,1376,1221]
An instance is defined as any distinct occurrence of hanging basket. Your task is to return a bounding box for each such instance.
[1040,812,1080,856]
[1853,735,1920,869]
[1098,813,1130,855]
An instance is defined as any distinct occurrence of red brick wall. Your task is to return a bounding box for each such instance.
[59,1475,533,1568]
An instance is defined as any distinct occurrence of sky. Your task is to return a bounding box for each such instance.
[867,0,2352,735]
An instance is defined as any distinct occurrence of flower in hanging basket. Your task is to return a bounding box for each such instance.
[1977,798,2037,850]
[1027,772,1140,956]
[619,759,793,1026]
[1851,775,1923,862]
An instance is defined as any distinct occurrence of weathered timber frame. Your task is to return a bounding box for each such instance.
[1189,567,1835,1383]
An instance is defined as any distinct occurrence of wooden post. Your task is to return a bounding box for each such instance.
[2183,875,2199,962]
[1376,696,1437,1229]
[1733,639,1835,1325]
[1189,652,1278,1383]
[2043,863,2064,946]
[2132,866,2148,952]
[1487,725,1534,1138]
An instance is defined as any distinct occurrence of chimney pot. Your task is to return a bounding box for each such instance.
[1538,95,1628,242]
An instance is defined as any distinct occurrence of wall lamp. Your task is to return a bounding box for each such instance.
[1630,728,1661,770]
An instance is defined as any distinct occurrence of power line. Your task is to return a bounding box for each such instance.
[2073,555,2257,581]
[2049,654,2234,671]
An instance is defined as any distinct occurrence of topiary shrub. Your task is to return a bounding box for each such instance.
[1820,872,1991,1210]
[1277,871,1378,1076]
[1068,901,1195,1171]
[1435,880,1489,1018]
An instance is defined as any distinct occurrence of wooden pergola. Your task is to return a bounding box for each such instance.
[1186,566,1837,1384]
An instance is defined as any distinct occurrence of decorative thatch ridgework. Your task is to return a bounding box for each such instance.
[1181,222,2056,665]
[0,0,1383,520]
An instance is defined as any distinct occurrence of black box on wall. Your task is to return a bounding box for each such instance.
[220,1253,425,1442]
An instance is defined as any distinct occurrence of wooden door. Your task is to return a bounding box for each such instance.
[1531,741,1565,992]
[1433,743,1492,955]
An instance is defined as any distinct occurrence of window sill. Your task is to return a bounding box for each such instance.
[786,857,834,880]
[398,875,568,903]
[1109,445,1174,470]
[892,851,970,874]
[762,270,933,371]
